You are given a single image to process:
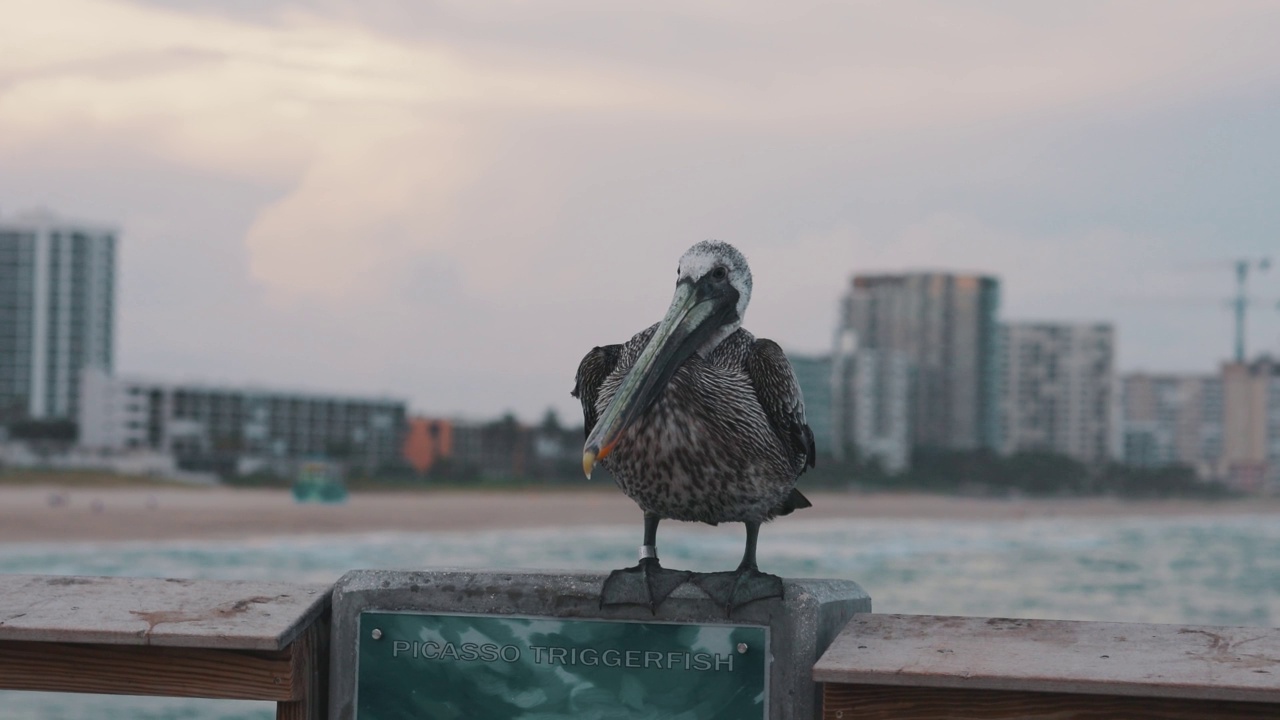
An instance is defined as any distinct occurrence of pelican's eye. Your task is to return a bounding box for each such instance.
[711,266,728,281]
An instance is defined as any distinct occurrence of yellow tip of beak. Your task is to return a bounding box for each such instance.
[582,450,597,479]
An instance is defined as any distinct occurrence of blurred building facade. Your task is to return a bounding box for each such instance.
[1220,357,1280,493]
[999,323,1116,465]
[1121,373,1223,478]
[78,368,407,476]
[402,416,454,474]
[450,415,528,478]
[831,327,911,472]
[445,411,583,480]
[837,272,1000,452]
[0,211,116,424]
[787,353,834,458]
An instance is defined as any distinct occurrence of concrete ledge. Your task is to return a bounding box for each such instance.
[329,568,870,720]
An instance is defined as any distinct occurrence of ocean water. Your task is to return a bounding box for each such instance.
[3,513,1279,719]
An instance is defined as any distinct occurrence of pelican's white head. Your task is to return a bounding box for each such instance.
[676,240,752,352]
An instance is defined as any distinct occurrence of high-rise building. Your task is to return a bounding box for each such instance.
[1000,323,1116,465]
[1220,357,1280,493]
[838,272,1000,451]
[831,328,911,472]
[78,368,407,476]
[1121,373,1223,477]
[0,211,116,424]
[787,353,834,458]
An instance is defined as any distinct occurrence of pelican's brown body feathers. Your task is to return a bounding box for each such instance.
[573,324,813,525]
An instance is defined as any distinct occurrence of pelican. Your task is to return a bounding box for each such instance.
[572,240,814,615]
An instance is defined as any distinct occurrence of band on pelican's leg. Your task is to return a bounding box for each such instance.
[639,545,658,561]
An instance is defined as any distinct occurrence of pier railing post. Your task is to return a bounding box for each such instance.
[328,569,870,720]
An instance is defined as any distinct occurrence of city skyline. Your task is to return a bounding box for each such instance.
[3,208,1275,489]
[3,1,1279,422]
[1,204,1275,425]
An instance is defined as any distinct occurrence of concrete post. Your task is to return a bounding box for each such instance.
[329,568,869,720]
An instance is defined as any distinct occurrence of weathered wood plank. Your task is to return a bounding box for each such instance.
[276,614,329,720]
[823,683,1280,720]
[0,640,297,700]
[0,575,330,650]
[814,614,1280,703]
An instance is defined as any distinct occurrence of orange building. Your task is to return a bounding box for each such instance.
[402,417,454,475]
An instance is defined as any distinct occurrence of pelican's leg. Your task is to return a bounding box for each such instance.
[692,520,784,617]
[600,513,692,613]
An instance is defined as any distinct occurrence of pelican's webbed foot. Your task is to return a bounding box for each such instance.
[600,557,692,613]
[692,565,785,617]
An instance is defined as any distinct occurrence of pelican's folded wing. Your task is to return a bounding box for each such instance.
[572,344,622,438]
[746,338,817,473]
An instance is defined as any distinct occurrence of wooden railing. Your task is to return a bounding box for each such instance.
[3,573,1279,719]
[815,614,1280,719]
[0,575,330,720]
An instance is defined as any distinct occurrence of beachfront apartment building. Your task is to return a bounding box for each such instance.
[999,322,1117,465]
[0,210,116,425]
[1122,360,1280,493]
[1220,357,1280,493]
[78,368,407,476]
[831,326,911,472]
[837,272,1000,452]
[1121,373,1224,478]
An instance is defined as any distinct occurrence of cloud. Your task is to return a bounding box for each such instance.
[0,0,693,300]
[3,0,1279,418]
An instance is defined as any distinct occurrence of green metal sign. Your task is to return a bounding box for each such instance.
[356,611,768,719]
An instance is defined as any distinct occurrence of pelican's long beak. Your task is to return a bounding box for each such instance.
[582,276,738,478]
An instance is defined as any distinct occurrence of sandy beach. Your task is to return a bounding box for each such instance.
[1,485,1278,543]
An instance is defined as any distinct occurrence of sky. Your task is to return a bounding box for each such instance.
[2,0,1279,423]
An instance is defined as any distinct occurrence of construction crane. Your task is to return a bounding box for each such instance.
[1129,258,1277,362]
[1231,257,1271,363]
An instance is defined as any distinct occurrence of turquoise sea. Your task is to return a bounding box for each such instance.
[3,512,1280,719]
